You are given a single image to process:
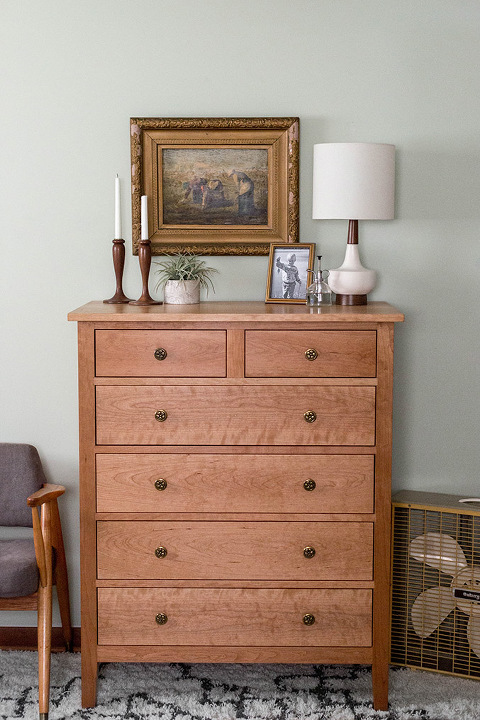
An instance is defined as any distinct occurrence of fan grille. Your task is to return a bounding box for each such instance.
[391,491,480,679]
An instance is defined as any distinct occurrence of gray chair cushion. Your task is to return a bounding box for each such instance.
[0,539,39,597]
[0,444,46,526]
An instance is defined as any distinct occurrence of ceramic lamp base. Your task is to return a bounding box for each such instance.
[328,244,376,306]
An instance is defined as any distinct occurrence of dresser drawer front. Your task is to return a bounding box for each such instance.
[98,587,372,646]
[96,453,374,514]
[95,330,227,377]
[97,521,373,580]
[245,330,376,378]
[95,386,375,446]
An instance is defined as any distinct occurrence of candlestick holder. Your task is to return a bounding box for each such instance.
[103,238,132,304]
[130,238,162,305]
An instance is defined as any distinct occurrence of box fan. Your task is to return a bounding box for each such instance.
[391,490,480,679]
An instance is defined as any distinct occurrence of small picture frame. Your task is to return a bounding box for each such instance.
[265,243,315,304]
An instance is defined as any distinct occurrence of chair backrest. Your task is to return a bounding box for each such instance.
[0,444,46,527]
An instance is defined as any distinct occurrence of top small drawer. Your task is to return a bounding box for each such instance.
[245,330,376,378]
[95,330,227,377]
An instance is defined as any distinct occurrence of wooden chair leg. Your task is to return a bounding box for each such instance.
[55,557,72,650]
[38,501,53,720]
[38,581,52,719]
[52,502,72,650]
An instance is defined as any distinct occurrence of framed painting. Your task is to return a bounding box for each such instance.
[130,117,299,255]
[265,243,315,304]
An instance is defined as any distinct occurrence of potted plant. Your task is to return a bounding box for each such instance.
[154,252,218,304]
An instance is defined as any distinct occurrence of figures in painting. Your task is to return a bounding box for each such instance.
[182,173,254,215]
[228,170,255,216]
[183,176,207,204]
[182,177,228,210]
[202,179,228,209]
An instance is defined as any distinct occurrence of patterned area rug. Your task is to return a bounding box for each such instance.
[1,652,480,719]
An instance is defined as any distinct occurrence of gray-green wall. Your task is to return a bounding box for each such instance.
[1,0,479,626]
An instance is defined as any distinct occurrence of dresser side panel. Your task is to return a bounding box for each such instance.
[372,322,395,710]
[77,322,98,707]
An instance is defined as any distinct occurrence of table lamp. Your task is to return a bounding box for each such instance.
[312,142,395,305]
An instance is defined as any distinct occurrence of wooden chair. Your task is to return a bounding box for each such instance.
[0,443,72,720]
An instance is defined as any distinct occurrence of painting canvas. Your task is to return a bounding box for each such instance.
[162,148,268,226]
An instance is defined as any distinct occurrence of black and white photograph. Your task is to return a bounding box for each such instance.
[265,243,315,303]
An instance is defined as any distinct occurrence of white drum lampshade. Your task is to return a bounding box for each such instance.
[312,143,395,305]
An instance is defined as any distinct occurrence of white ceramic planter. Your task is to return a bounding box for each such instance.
[163,279,201,304]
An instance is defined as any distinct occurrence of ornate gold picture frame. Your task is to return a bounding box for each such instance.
[130,117,299,255]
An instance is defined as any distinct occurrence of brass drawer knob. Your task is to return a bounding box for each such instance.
[304,410,317,423]
[154,348,167,361]
[303,546,316,559]
[305,348,318,361]
[155,613,168,625]
[303,479,316,491]
[154,479,167,491]
[303,613,316,626]
[155,546,167,558]
[155,410,168,422]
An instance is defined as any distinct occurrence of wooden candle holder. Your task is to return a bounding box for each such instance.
[130,238,162,305]
[103,238,132,304]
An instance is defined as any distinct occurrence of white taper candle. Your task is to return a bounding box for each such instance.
[141,195,148,240]
[114,175,121,238]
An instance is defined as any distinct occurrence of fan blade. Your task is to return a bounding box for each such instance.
[467,616,480,659]
[410,532,467,575]
[411,586,455,638]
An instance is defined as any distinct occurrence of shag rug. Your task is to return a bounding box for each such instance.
[1,652,479,720]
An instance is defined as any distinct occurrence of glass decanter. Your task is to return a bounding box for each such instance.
[306,255,332,306]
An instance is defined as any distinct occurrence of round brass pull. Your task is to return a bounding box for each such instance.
[303,479,316,492]
[303,546,316,559]
[155,546,167,558]
[304,411,317,423]
[155,410,168,422]
[154,348,167,361]
[155,613,168,625]
[303,613,316,626]
[305,348,318,361]
[154,479,167,491]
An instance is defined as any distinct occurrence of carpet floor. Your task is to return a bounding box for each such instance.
[1,652,479,720]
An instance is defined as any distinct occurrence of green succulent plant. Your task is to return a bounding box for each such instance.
[154,252,218,295]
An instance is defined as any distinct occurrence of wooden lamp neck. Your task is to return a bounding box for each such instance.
[347,219,359,245]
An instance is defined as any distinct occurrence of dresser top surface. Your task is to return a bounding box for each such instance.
[68,300,404,324]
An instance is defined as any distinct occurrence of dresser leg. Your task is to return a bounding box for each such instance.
[372,660,388,711]
[81,653,98,708]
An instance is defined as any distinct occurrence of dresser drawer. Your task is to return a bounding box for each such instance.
[97,521,373,580]
[96,453,374,513]
[98,587,373,647]
[95,330,226,377]
[245,330,376,378]
[95,385,376,446]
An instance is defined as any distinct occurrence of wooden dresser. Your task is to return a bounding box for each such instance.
[68,300,404,710]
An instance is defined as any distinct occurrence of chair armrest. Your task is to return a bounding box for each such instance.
[29,484,67,588]
[27,483,65,507]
